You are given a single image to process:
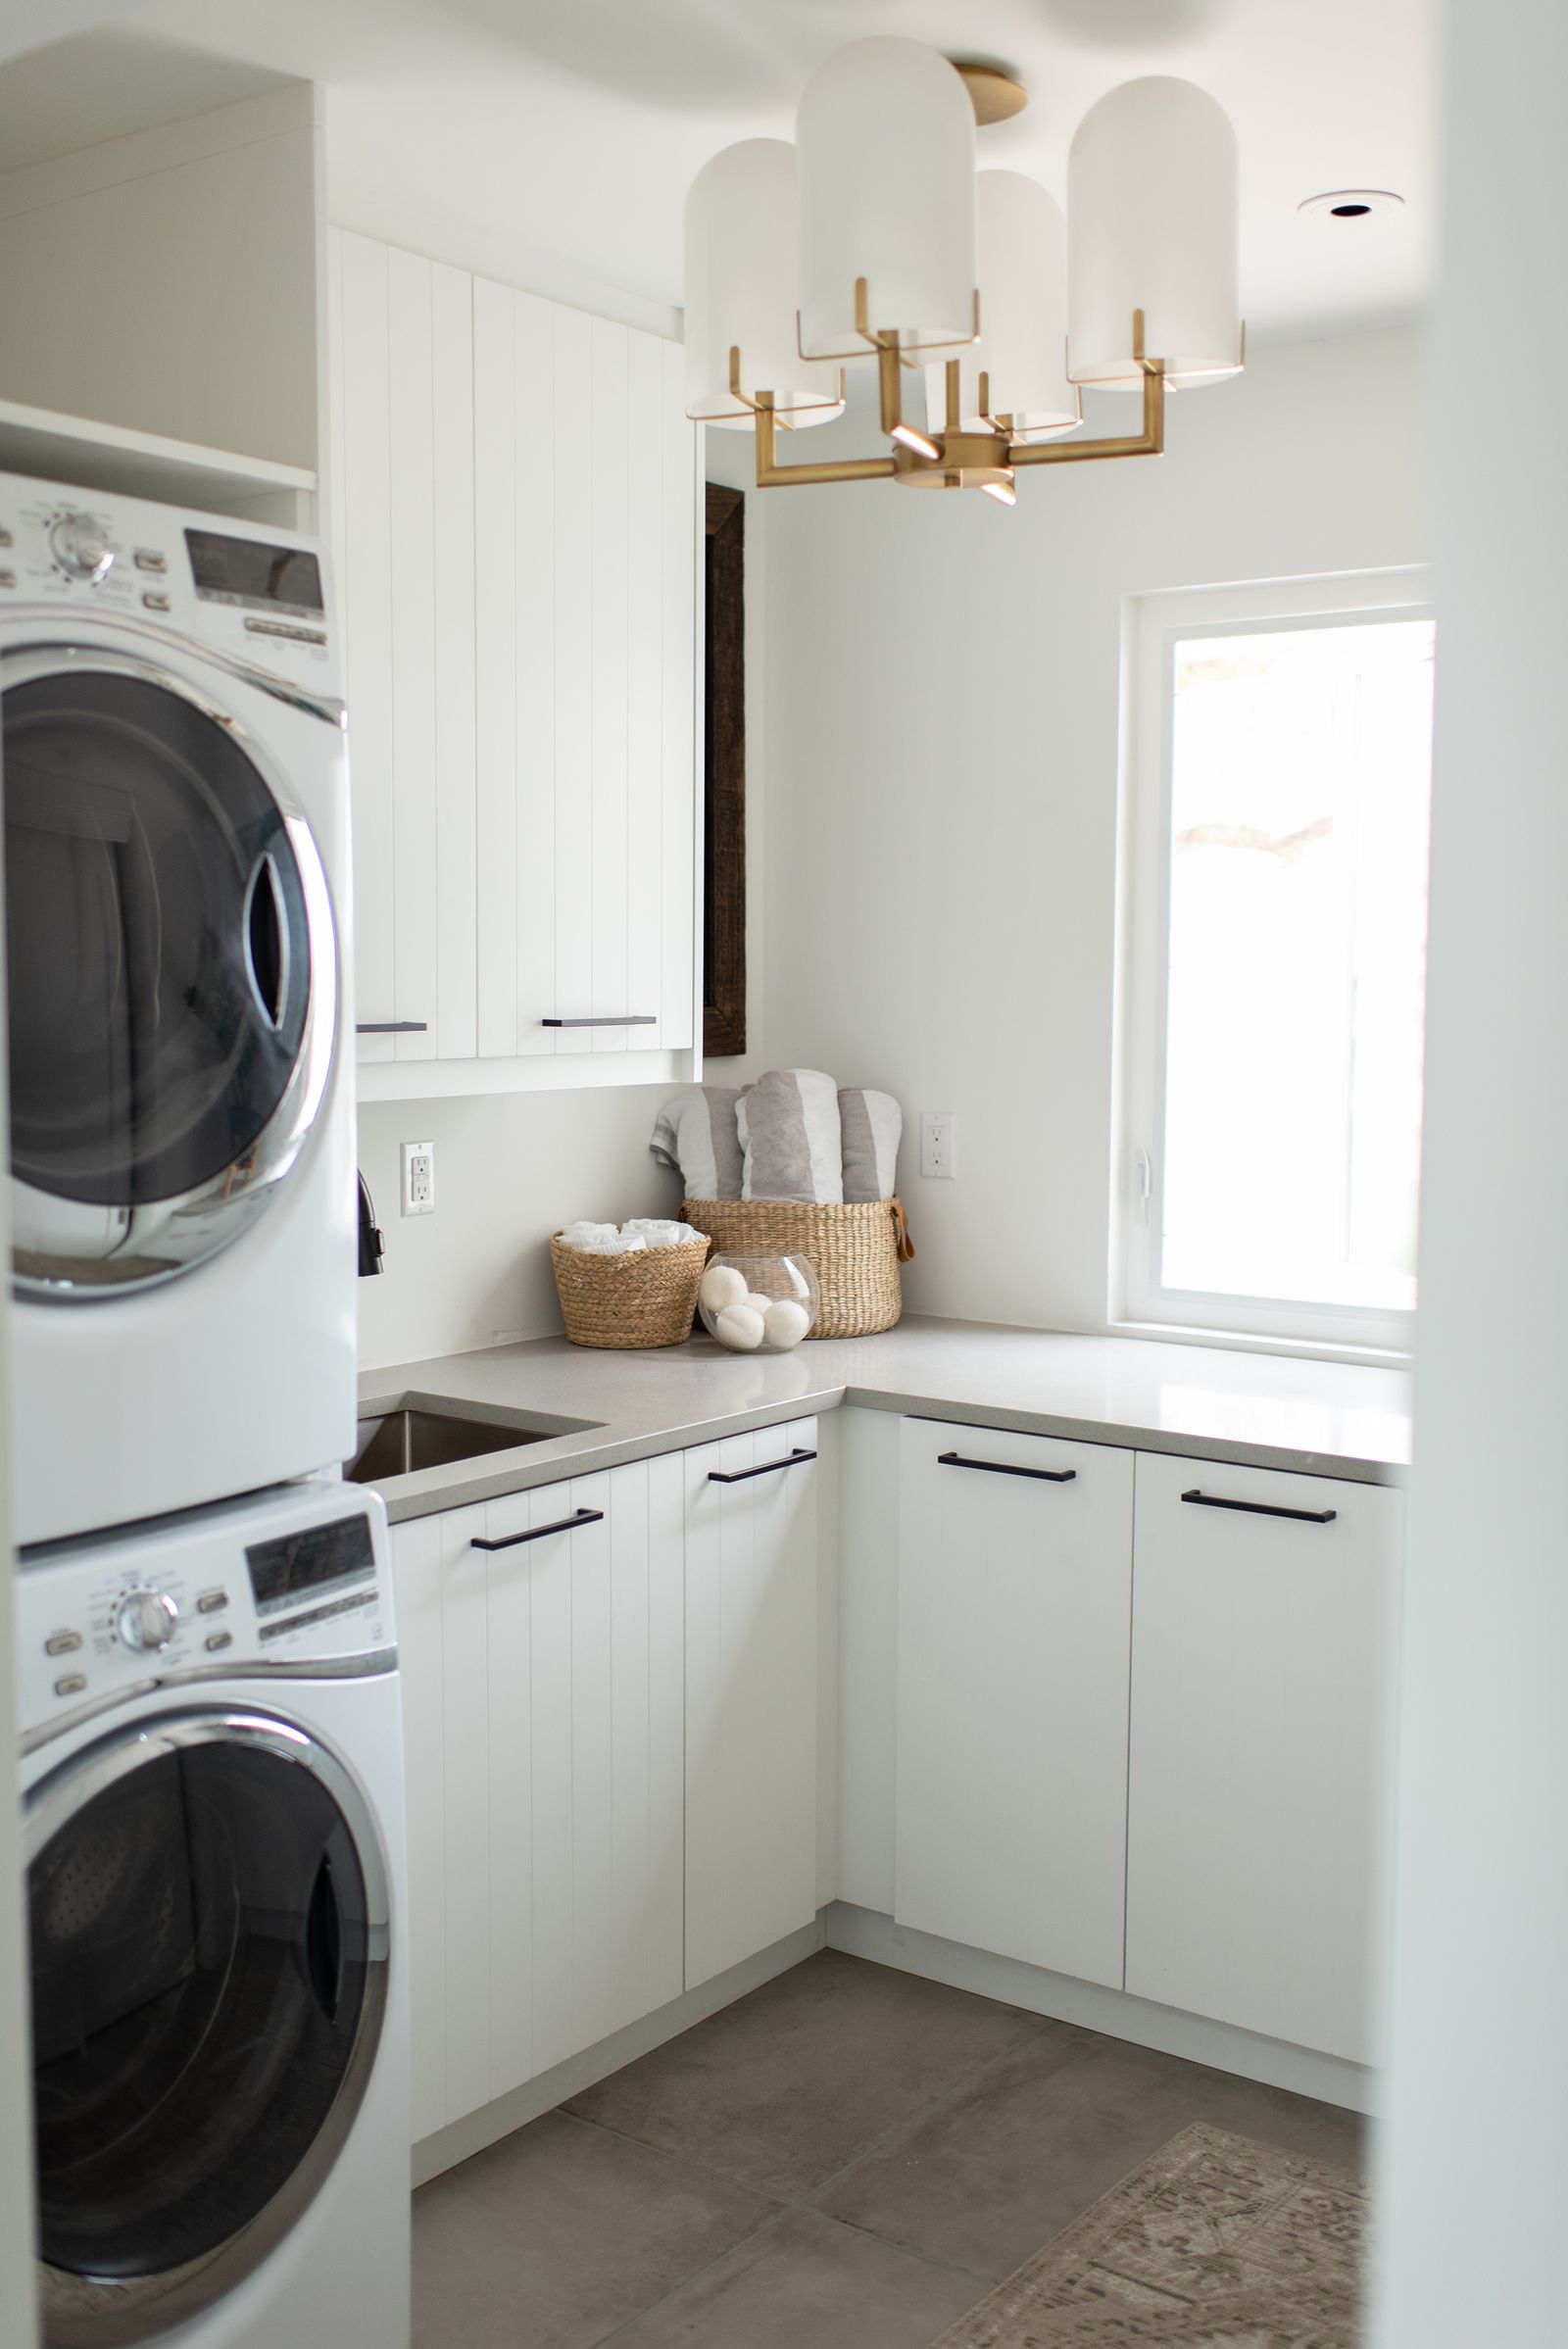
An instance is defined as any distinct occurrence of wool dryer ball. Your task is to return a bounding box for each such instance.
[699,1263,749,1314]
[713,1302,765,1351]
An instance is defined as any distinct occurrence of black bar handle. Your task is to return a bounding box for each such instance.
[357,1020,428,1034]
[938,1450,1077,1485]
[1181,1489,1337,1525]
[542,1014,658,1028]
[709,1447,817,1485]
[471,1506,605,1551]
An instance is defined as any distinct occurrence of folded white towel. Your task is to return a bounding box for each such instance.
[559,1223,648,1256]
[738,1069,844,1203]
[838,1089,903,1202]
[622,1219,704,1248]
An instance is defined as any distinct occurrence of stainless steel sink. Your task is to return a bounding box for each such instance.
[346,1399,600,1484]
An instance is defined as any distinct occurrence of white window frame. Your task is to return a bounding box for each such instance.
[1113,566,1433,1360]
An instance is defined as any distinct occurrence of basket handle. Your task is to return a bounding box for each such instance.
[891,1197,915,1262]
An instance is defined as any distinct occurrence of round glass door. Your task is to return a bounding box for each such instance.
[27,1711,389,2349]
[2,652,333,1298]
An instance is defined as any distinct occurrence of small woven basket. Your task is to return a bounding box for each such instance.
[551,1234,711,1349]
[681,1198,913,1339]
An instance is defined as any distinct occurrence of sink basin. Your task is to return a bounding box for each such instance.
[346,1400,600,1484]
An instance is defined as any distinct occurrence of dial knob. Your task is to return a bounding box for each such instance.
[117,1590,179,1653]
[50,512,114,582]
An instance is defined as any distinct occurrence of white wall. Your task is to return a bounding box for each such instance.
[1372,2,1568,2341]
[355,1085,684,1371]
[754,326,1426,1332]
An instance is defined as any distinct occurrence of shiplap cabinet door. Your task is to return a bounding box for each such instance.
[328,227,698,1091]
[1124,1454,1401,2064]
[481,1459,685,2095]
[684,1420,819,1988]
[894,1420,1135,1989]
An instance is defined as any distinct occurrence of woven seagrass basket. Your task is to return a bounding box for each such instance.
[550,1234,710,1349]
[680,1198,913,1339]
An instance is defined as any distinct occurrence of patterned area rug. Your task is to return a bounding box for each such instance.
[929,2122,1364,2348]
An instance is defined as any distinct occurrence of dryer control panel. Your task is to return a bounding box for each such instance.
[0,471,339,692]
[15,1479,393,1741]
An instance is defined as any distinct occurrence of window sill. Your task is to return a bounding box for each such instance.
[1106,1317,1413,1372]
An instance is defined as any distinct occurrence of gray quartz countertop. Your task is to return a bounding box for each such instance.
[358,1316,1413,1524]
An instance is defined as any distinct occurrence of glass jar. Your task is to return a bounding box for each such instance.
[697,1252,820,1353]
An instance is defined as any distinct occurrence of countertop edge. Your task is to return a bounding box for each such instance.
[368,1374,1407,1524]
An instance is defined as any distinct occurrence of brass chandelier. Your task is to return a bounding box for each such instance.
[683,43,1245,505]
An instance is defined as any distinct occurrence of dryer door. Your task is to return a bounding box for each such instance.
[26,1708,390,2349]
[2,646,336,1298]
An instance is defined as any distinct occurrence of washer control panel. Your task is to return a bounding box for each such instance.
[0,472,338,691]
[15,1481,393,1737]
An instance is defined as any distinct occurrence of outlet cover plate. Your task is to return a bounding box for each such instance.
[401,1139,436,1216]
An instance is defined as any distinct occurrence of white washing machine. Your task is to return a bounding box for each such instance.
[1,473,360,1546]
[16,1476,410,2349]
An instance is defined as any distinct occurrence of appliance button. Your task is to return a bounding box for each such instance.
[243,616,327,646]
[197,1591,229,1614]
[204,1631,233,1653]
[44,1631,82,1656]
[134,550,168,572]
[53,1674,87,1698]
[142,591,172,612]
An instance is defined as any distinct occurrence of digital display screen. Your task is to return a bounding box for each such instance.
[185,528,325,618]
[247,1514,375,1616]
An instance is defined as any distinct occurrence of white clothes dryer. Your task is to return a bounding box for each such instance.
[1,473,360,1545]
[17,1477,410,2349]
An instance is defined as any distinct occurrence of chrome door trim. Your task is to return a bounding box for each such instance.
[0,606,345,727]
[3,641,340,1299]
[19,1649,401,1757]
[28,1706,391,2349]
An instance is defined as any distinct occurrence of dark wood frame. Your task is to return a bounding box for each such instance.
[704,483,746,1057]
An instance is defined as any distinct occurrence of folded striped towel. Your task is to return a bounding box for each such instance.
[650,1087,746,1200]
[838,1089,903,1202]
[738,1069,844,1204]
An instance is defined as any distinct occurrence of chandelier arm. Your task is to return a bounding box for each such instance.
[1008,352,1165,468]
[753,394,898,487]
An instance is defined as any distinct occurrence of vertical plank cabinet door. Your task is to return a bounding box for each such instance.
[1125,1455,1402,2065]
[391,1503,490,2141]
[480,1461,684,2101]
[684,1419,819,1990]
[895,1421,1135,1990]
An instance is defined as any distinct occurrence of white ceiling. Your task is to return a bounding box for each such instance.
[10,0,1436,342]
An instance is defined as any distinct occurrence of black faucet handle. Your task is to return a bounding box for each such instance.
[358,1171,385,1278]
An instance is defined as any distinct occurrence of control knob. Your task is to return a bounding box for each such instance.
[50,511,115,582]
[117,1590,179,1653]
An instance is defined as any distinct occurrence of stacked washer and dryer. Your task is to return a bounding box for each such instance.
[3,474,411,2349]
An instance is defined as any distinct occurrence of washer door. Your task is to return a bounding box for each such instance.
[2,647,336,1298]
[26,1709,390,2349]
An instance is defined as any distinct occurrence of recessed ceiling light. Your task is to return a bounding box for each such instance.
[1298,189,1404,220]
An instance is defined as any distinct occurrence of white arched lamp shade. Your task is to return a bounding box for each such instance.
[684,139,844,429]
[797,36,978,359]
[926,171,1080,444]
[1067,75,1241,388]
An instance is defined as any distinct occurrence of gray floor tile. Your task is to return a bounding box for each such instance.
[564,1950,1058,2197]
[603,2208,985,2349]
[412,2109,780,2349]
[812,2026,1367,2283]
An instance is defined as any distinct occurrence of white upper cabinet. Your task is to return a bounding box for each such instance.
[1124,1453,1402,2065]
[326,229,699,1094]
[894,1420,1136,1989]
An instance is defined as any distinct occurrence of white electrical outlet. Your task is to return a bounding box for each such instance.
[920,1110,956,1179]
[401,1140,436,1216]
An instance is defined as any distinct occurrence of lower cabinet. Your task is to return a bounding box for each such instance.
[392,1455,685,2140]
[1124,1453,1402,2065]
[682,1419,820,1990]
[894,1420,1135,1989]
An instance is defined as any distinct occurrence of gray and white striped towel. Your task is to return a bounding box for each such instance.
[838,1089,903,1202]
[738,1069,844,1203]
[649,1086,746,1200]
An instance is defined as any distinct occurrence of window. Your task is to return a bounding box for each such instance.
[1118,571,1434,1353]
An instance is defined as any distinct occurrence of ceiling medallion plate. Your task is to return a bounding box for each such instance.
[951,60,1029,126]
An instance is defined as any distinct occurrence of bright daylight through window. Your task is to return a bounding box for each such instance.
[1123,579,1434,1349]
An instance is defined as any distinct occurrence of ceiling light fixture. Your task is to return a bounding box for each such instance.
[1298,188,1404,220]
[683,38,1244,508]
